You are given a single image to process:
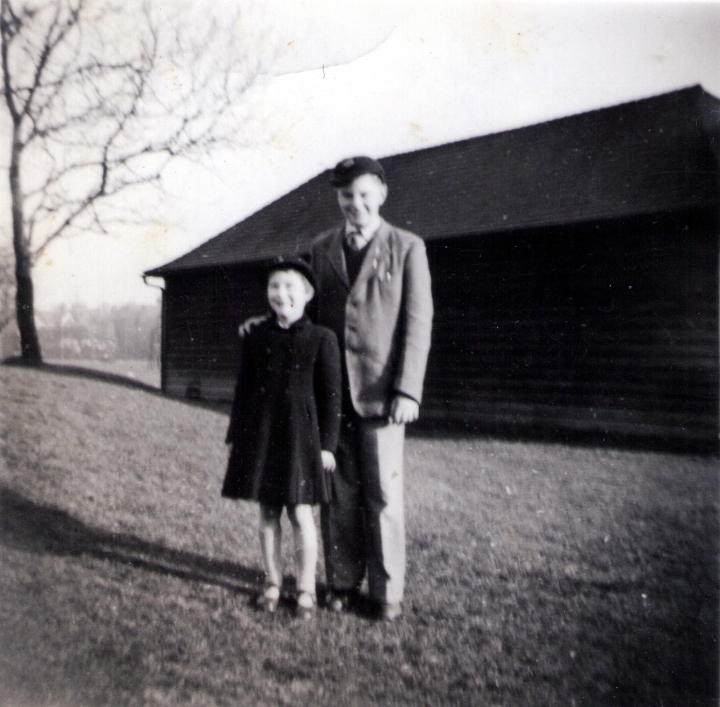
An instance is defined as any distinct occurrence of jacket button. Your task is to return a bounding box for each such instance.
[260,386,265,393]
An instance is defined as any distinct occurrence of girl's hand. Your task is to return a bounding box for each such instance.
[321,450,336,472]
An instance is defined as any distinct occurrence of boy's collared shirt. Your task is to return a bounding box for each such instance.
[344,218,382,250]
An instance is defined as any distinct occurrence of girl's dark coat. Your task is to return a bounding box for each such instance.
[221,316,341,505]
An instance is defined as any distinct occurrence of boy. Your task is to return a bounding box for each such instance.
[312,156,433,620]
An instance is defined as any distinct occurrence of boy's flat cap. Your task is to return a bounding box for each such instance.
[261,256,316,291]
[330,156,386,188]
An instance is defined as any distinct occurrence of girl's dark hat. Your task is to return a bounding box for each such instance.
[262,256,316,291]
[330,156,386,187]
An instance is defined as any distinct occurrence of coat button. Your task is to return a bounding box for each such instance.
[260,386,265,393]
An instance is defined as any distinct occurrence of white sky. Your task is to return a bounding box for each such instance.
[2,0,719,308]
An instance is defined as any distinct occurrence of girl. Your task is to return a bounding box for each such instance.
[221,257,341,618]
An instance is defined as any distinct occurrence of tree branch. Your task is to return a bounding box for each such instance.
[19,0,81,121]
[0,0,22,122]
[9,0,271,286]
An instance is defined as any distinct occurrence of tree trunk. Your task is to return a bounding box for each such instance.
[10,126,42,363]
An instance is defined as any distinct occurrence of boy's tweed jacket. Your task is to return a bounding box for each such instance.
[311,218,433,417]
[221,316,341,504]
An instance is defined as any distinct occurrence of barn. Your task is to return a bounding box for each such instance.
[146,85,720,452]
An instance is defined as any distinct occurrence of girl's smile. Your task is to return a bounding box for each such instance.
[267,269,314,327]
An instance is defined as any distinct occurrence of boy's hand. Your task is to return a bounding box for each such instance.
[321,450,336,472]
[390,394,419,425]
[238,314,270,337]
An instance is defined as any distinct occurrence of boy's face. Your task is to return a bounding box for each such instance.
[336,173,388,230]
[267,269,314,326]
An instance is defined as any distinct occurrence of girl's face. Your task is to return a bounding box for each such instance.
[267,269,314,327]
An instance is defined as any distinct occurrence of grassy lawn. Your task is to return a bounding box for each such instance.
[0,364,717,707]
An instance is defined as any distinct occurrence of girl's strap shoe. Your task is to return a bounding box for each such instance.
[256,584,280,613]
[296,591,317,620]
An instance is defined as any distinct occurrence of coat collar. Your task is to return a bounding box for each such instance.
[324,218,393,291]
[269,313,311,331]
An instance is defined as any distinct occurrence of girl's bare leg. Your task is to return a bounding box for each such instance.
[287,504,318,596]
[259,504,283,590]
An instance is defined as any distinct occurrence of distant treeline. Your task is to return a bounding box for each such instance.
[2,302,161,362]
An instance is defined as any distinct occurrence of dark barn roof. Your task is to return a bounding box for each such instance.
[147,85,719,276]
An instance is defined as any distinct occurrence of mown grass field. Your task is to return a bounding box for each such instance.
[0,363,717,707]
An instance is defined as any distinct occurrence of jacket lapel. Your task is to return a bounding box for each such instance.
[324,224,350,289]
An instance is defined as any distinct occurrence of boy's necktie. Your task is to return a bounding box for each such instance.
[345,230,365,251]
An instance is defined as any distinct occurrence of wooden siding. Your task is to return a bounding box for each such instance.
[423,208,719,450]
[163,264,267,401]
[151,86,720,451]
[160,207,718,450]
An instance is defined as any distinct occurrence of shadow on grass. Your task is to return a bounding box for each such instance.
[0,485,262,595]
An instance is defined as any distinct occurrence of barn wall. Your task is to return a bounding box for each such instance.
[162,264,267,401]
[423,207,719,450]
[159,208,718,450]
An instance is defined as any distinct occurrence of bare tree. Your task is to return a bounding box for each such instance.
[0,243,15,332]
[1,0,267,362]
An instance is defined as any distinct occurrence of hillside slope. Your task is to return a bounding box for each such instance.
[0,364,717,707]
